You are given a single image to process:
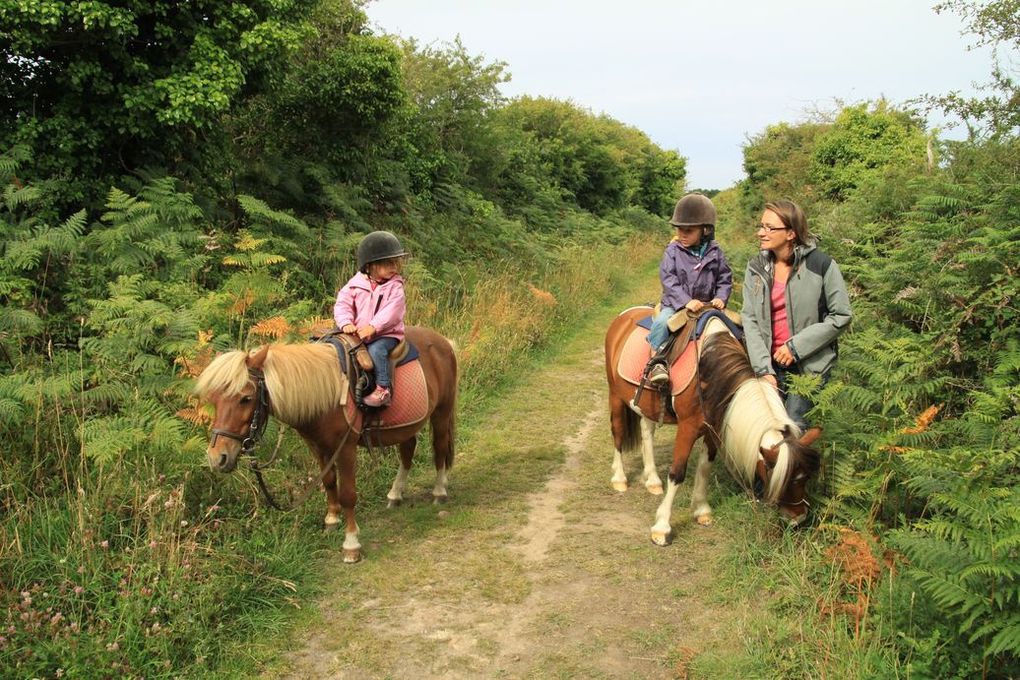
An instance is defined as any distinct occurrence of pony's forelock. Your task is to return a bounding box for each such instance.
[720,377,799,503]
[194,351,250,399]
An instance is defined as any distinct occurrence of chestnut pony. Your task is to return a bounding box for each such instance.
[194,326,457,563]
[604,306,821,544]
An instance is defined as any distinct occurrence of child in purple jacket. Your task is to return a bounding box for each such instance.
[334,231,408,407]
[646,193,732,385]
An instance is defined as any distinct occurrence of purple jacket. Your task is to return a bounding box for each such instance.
[333,272,406,341]
[659,240,733,310]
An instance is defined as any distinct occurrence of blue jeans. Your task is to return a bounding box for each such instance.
[774,363,828,430]
[646,306,676,353]
[368,336,399,387]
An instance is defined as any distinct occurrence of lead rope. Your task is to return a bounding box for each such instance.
[250,376,362,512]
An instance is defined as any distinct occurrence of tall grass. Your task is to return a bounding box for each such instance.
[0,233,661,678]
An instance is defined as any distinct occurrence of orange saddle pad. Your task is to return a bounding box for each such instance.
[617,325,699,396]
[376,359,430,429]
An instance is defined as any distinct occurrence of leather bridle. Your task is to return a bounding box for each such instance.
[210,368,270,456]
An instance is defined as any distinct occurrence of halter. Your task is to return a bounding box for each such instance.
[210,368,271,455]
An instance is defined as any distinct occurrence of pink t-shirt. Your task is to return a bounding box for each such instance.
[770,279,791,354]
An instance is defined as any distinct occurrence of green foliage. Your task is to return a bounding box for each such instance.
[496,97,686,216]
[927,0,1020,137]
[741,120,830,211]
[1,0,318,206]
[810,102,928,201]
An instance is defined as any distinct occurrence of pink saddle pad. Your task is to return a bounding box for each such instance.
[617,326,699,396]
[377,359,429,429]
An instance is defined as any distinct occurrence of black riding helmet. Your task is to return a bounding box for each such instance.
[670,193,717,244]
[357,231,407,272]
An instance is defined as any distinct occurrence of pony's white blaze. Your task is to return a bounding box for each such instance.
[719,377,799,504]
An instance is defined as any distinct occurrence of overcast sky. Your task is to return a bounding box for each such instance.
[363,0,999,190]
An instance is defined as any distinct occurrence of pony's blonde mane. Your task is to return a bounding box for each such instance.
[195,344,346,425]
[719,378,801,504]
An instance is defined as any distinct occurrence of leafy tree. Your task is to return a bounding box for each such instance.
[928,0,1020,137]
[0,0,317,206]
[810,102,928,200]
[741,120,830,211]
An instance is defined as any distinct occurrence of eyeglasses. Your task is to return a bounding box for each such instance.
[756,224,791,233]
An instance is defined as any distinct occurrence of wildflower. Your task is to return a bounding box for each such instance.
[180,520,188,527]
[73,586,84,595]
[100,540,109,549]
[149,541,157,549]
[106,641,119,651]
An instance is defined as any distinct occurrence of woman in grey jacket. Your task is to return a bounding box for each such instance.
[741,200,852,429]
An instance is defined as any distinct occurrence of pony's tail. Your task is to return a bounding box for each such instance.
[620,404,642,454]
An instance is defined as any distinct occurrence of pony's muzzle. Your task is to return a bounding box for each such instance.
[207,441,239,473]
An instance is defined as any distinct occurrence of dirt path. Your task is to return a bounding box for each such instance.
[266,287,758,679]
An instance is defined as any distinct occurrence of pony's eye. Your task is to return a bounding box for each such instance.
[240,396,253,404]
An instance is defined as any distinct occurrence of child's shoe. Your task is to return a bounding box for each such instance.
[363,385,392,407]
[648,363,670,386]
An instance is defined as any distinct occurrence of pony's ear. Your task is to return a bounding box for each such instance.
[799,427,822,447]
[247,345,270,371]
[759,445,778,466]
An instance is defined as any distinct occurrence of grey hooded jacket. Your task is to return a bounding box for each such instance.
[741,242,852,377]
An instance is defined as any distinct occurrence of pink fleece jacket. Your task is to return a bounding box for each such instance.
[333,272,406,341]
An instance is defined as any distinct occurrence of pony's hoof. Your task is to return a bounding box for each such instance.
[645,483,664,496]
[342,548,362,563]
[323,522,341,533]
[695,514,713,527]
[387,498,402,509]
[432,494,448,505]
[650,531,672,546]
[611,481,628,493]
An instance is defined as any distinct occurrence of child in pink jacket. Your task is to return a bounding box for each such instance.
[334,231,408,407]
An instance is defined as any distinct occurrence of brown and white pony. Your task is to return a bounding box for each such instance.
[604,307,821,545]
[194,326,457,562]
